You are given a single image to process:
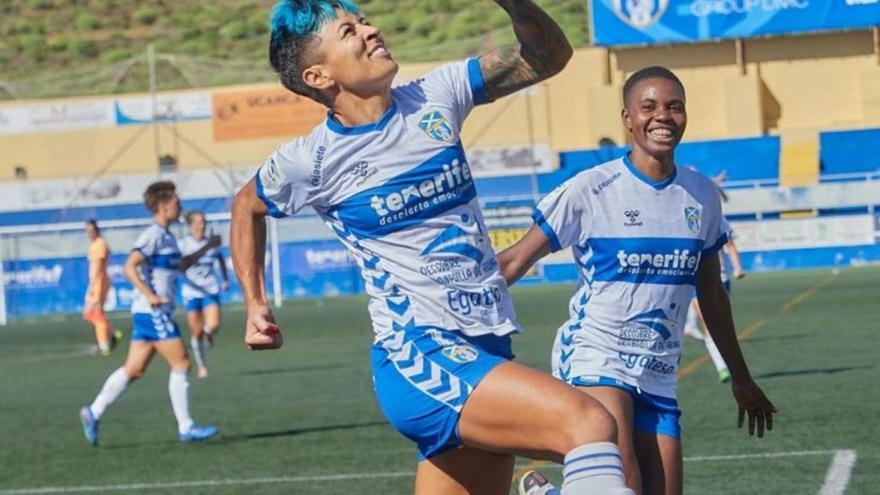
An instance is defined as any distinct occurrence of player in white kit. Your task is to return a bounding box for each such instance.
[230,1,636,494]
[79,182,220,446]
[500,67,776,495]
[180,210,229,378]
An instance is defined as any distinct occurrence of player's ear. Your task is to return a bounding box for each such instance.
[621,107,632,133]
[303,65,334,91]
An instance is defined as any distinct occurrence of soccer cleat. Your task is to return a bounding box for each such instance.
[518,470,559,495]
[79,406,99,447]
[718,368,731,383]
[110,330,124,349]
[178,424,219,443]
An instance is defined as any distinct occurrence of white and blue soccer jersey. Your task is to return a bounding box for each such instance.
[537,157,728,399]
[131,223,181,314]
[179,236,222,299]
[719,217,733,285]
[256,59,519,341]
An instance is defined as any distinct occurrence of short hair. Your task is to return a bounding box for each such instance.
[184,210,205,225]
[269,0,359,106]
[143,181,176,213]
[85,219,100,234]
[623,66,685,105]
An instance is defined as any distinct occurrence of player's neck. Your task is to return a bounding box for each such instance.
[328,92,393,128]
[153,214,171,229]
[629,148,675,182]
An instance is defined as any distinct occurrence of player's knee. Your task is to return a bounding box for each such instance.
[124,367,145,380]
[559,394,617,452]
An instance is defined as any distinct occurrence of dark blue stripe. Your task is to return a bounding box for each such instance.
[702,232,729,257]
[151,254,178,269]
[325,102,397,135]
[564,451,622,467]
[532,210,562,252]
[467,57,488,105]
[622,153,677,190]
[254,173,288,219]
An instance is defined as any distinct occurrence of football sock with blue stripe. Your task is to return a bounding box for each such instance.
[561,442,634,494]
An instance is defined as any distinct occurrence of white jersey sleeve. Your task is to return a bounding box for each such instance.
[532,174,593,252]
[255,140,319,218]
[700,190,728,257]
[133,228,157,257]
[418,58,488,124]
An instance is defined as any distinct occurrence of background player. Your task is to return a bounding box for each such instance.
[180,210,229,378]
[79,181,220,446]
[499,67,776,495]
[230,1,634,494]
[82,219,121,356]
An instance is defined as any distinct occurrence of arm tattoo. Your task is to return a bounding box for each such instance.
[480,0,573,102]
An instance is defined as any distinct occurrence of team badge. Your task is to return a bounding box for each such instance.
[419,111,454,143]
[613,0,669,29]
[442,344,479,364]
[684,206,701,233]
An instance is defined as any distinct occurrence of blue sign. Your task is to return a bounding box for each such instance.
[590,0,880,46]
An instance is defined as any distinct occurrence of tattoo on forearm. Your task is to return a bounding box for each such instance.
[481,0,572,101]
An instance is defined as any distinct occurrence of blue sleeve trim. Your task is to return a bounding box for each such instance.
[702,233,729,257]
[532,210,562,252]
[254,173,289,219]
[467,58,488,106]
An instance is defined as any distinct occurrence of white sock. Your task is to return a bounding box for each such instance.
[203,327,213,336]
[98,342,110,352]
[168,369,194,434]
[190,336,207,369]
[704,335,728,373]
[90,367,130,419]
[561,442,634,495]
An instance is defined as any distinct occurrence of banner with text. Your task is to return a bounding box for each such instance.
[590,0,880,46]
[212,86,326,141]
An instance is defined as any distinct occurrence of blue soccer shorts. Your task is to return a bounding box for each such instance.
[371,326,514,460]
[572,375,682,439]
[131,311,181,342]
[184,294,221,313]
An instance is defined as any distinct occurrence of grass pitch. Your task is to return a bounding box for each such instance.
[0,267,877,494]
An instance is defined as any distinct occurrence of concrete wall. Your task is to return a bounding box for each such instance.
[2,29,877,181]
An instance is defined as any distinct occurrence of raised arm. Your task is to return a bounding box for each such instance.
[696,254,775,437]
[231,179,282,350]
[480,0,573,102]
[497,225,552,286]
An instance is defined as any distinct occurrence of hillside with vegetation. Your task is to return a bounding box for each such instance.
[0,0,589,100]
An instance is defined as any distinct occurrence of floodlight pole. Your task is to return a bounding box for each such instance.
[873,27,880,66]
[147,44,161,173]
[735,39,746,75]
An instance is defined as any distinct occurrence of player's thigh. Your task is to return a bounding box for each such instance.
[579,386,641,493]
[185,310,204,337]
[634,431,682,495]
[154,338,190,371]
[203,303,221,331]
[123,341,156,378]
[458,361,616,463]
[414,446,514,495]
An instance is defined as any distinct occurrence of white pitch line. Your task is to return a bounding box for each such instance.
[818,450,857,495]
[0,449,849,495]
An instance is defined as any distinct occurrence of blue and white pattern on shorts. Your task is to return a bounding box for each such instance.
[536,156,728,399]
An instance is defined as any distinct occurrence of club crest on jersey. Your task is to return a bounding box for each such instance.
[684,206,701,233]
[613,0,669,29]
[441,344,480,364]
[419,111,454,143]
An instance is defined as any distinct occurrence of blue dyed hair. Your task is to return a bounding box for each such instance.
[269,0,359,105]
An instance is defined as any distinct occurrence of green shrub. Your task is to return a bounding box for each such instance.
[75,12,101,30]
[133,6,159,26]
[70,38,99,58]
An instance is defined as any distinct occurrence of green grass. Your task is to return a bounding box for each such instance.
[1,0,588,100]
[0,267,878,494]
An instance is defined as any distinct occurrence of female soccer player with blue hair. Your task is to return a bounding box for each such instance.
[499,67,777,495]
[231,1,635,493]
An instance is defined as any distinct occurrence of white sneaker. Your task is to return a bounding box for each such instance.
[518,470,558,495]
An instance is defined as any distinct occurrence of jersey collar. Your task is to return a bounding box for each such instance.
[622,153,677,190]
[326,101,397,136]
